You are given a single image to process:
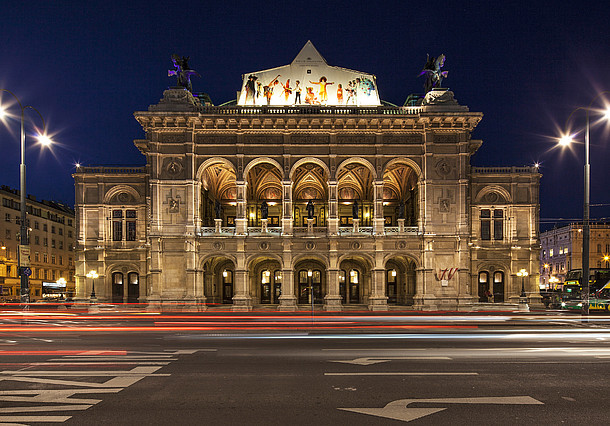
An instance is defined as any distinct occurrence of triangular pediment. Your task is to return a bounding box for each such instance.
[292,41,327,65]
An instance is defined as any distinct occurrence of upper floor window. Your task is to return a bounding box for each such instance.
[480,209,503,241]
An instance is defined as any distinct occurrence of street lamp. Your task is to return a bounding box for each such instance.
[86,270,98,300]
[0,89,53,305]
[558,92,610,316]
[517,268,528,298]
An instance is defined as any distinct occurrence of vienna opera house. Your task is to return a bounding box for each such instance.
[74,42,541,310]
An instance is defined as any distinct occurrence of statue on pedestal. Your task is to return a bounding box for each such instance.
[306,200,314,219]
[261,201,268,220]
[168,54,200,92]
[352,200,359,219]
[418,54,448,93]
[214,200,222,220]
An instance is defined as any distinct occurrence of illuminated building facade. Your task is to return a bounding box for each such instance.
[540,223,610,288]
[74,42,541,310]
[0,185,76,301]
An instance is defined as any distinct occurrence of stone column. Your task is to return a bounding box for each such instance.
[235,180,247,235]
[327,181,339,236]
[368,241,388,311]
[279,241,297,310]
[232,249,252,311]
[281,181,293,236]
[373,180,385,235]
[324,240,342,311]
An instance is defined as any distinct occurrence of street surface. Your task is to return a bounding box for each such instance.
[0,307,609,425]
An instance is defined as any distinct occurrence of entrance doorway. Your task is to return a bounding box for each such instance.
[386,268,397,304]
[298,269,322,304]
[112,272,123,303]
[260,269,282,304]
[222,269,233,304]
[493,271,505,303]
[127,272,139,303]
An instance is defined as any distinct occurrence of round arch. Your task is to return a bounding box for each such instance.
[289,157,331,181]
[474,185,513,204]
[103,185,141,204]
[243,157,284,182]
[335,157,377,181]
[195,157,237,182]
[382,157,423,180]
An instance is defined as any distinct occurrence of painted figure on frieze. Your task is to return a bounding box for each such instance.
[263,75,281,105]
[168,54,200,92]
[418,54,448,93]
[244,75,258,104]
[309,76,334,103]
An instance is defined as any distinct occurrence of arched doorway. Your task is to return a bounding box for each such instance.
[295,260,326,304]
[127,272,139,303]
[202,257,236,305]
[339,258,369,304]
[112,272,123,303]
[252,258,282,304]
[385,257,416,305]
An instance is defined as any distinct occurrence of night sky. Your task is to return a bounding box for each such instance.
[1,1,609,230]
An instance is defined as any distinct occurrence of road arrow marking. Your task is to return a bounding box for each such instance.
[331,356,451,365]
[339,396,543,422]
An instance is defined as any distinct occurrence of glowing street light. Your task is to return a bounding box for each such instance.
[517,268,529,299]
[86,270,99,300]
[0,89,54,305]
[557,92,610,316]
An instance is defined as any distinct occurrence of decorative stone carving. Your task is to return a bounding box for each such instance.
[435,160,452,177]
[351,241,361,250]
[212,242,224,251]
[396,241,407,250]
[439,199,450,212]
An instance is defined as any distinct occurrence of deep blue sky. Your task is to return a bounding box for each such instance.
[1,0,609,229]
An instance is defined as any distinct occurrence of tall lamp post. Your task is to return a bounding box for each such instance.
[558,92,610,317]
[517,268,528,299]
[0,89,53,305]
[86,270,98,301]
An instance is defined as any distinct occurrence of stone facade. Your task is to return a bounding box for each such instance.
[74,52,541,311]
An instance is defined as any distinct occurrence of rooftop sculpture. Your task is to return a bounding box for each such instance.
[168,54,200,92]
[419,54,448,93]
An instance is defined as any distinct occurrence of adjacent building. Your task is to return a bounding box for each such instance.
[0,185,76,301]
[74,42,541,310]
[540,223,610,288]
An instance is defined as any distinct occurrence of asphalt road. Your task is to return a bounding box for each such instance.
[0,311,609,425]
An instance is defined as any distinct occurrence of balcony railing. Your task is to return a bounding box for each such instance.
[199,105,422,116]
[195,225,419,237]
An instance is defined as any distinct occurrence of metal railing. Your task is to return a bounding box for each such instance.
[199,105,422,116]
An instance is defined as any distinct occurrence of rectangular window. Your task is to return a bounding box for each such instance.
[5,213,10,222]
[51,239,56,248]
[43,224,47,232]
[67,219,72,227]
[43,253,48,263]
[58,228,63,236]
[480,209,491,240]
[43,238,48,247]
[126,210,136,218]
[59,241,63,250]
[493,209,503,240]
[126,221,136,241]
[34,221,39,230]
[5,229,10,240]
[34,235,39,245]
[35,252,39,262]
[113,210,123,219]
[51,226,56,234]
[68,230,73,238]
[59,255,63,265]
[550,248,553,257]
[51,255,56,264]
[113,220,123,241]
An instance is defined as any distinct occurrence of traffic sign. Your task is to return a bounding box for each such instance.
[22,267,32,277]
